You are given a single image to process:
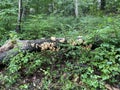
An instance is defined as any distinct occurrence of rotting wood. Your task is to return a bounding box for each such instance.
[105,84,120,90]
[0,36,91,62]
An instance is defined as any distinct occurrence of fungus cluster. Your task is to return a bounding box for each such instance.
[69,36,92,50]
[30,36,92,51]
[69,36,84,46]
[40,42,56,51]
[51,37,66,43]
[31,42,59,51]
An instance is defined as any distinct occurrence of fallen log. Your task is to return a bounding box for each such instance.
[105,84,120,90]
[0,36,92,62]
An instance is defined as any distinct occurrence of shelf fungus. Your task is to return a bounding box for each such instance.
[69,39,84,46]
[51,37,66,43]
[58,38,65,43]
[31,43,35,47]
[31,42,58,51]
[51,37,56,41]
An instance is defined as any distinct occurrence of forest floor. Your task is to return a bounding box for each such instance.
[0,14,120,90]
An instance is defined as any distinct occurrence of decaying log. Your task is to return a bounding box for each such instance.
[0,40,15,54]
[0,36,91,62]
[105,84,120,90]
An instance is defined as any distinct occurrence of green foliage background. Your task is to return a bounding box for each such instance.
[0,0,120,89]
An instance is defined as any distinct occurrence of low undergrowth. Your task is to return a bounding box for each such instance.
[0,15,120,89]
[0,42,120,89]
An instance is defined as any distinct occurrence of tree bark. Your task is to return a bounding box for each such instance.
[74,0,79,18]
[15,0,22,33]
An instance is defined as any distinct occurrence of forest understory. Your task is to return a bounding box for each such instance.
[0,0,120,90]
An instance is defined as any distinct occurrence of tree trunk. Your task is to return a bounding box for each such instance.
[48,1,55,14]
[22,7,27,19]
[0,37,92,62]
[97,0,106,10]
[101,0,106,10]
[16,0,22,33]
[74,0,79,18]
